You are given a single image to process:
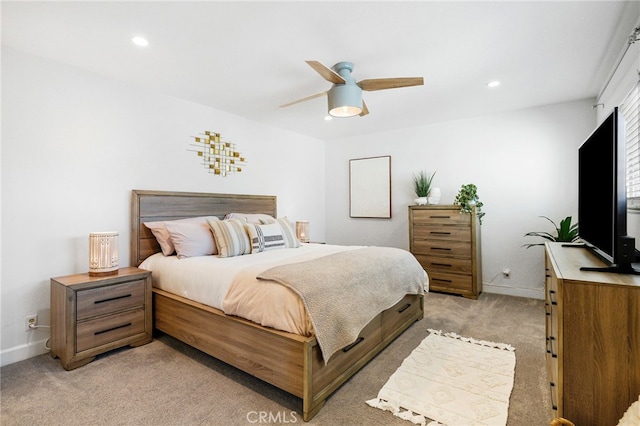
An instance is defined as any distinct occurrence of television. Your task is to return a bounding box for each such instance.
[577,106,638,274]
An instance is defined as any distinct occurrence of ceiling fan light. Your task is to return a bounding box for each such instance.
[328,85,362,117]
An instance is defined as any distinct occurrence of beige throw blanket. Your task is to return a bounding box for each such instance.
[257,247,425,364]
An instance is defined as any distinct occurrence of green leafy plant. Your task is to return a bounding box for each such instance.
[523,216,579,248]
[453,183,485,223]
[412,170,436,198]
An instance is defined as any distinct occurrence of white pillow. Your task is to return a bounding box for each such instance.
[224,213,276,224]
[164,217,219,259]
[276,217,301,248]
[208,218,251,258]
[245,222,286,253]
[144,216,218,256]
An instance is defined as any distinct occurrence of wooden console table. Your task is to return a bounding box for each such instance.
[545,242,640,425]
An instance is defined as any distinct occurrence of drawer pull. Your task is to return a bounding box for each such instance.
[94,322,132,335]
[431,247,452,251]
[95,294,132,304]
[398,303,411,313]
[342,337,364,353]
[433,278,452,284]
[430,215,451,219]
[552,353,557,358]
[430,231,451,235]
[432,262,452,268]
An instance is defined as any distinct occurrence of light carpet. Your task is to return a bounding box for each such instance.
[367,329,516,426]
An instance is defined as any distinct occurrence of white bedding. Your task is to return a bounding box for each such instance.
[139,244,428,336]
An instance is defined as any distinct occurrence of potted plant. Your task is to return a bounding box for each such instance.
[453,183,485,223]
[412,171,436,205]
[523,216,579,248]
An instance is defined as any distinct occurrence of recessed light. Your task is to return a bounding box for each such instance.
[487,81,500,88]
[132,36,149,47]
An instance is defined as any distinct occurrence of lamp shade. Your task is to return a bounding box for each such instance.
[328,84,362,117]
[296,220,310,243]
[89,231,119,276]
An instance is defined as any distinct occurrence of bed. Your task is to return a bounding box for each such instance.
[130,189,425,421]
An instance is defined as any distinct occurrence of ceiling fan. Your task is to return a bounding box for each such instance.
[280,61,424,118]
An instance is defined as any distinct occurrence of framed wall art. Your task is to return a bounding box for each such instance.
[349,155,391,218]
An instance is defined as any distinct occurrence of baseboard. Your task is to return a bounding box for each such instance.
[482,283,544,300]
[0,339,50,367]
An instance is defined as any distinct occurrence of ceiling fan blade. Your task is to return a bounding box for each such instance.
[358,77,424,91]
[279,91,327,108]
[359,99,369,116]
[305,60,346,84]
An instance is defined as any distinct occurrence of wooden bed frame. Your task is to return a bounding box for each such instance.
[130,189,424,421]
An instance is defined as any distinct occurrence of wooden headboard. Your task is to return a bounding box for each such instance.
[130,190,277,266]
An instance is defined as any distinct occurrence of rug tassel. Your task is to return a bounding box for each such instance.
[427,328,515,352]
[367,398,428,426]
[397,408,427,425]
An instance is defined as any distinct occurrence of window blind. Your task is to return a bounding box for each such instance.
[621,82,640,208]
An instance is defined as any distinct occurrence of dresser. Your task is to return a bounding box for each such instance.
[545,242,640,425]
[409,205,482,299]
[50,267,152,370]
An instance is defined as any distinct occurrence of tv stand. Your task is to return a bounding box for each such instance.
[544,242,640,424]
[560,243,640,274]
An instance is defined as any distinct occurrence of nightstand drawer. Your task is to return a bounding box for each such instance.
[76,308,145,352]
[77,279,145,320]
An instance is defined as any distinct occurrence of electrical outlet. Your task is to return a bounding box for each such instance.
[25,315,37,331]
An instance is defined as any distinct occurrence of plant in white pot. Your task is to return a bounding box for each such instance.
[412,171,436,205]
[453,183,485,223]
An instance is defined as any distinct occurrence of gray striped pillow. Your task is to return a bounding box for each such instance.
[208,219,251,258]
[245,223,286,253]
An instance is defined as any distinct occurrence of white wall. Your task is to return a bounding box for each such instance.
[325,100,596,299]
[1,48,326,365]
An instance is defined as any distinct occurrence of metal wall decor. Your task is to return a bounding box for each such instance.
[189,131,247,176]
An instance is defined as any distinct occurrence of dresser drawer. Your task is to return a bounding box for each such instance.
[428,271,472,292]
[76,308,146,352]
[414,254,472,274]
[77,279,145,320]
[412,225,471,242]
[412,240,471,258]
[412,209,469,226]
[381,294,421,338]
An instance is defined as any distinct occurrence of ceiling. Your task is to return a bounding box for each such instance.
[2,1,638,141]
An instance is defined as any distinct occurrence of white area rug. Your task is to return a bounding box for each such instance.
[367,329,516,426]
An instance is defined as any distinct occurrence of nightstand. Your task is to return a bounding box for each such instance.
[50,267,152,370]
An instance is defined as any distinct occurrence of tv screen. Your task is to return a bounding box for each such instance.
[578,107,630,267]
